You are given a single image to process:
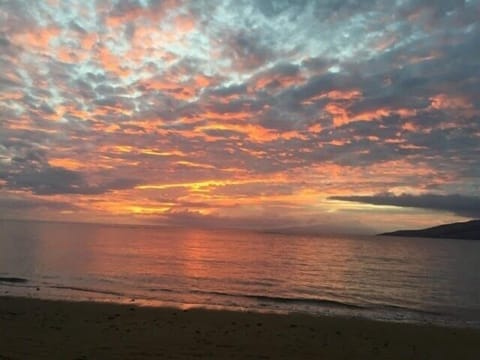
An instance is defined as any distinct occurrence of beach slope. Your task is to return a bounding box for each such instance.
[1,296,479,359]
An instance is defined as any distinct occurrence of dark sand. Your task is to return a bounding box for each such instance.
[1,296,479,359]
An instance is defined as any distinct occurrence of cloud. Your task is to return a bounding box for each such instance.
[220,29,275,71]
[161,209,303,230]
[0,0,479,228]
[0,145,140,195]
[0,37,11,47]
[329,193,480,218]
[0,194,78,212]
[3,165,139,195]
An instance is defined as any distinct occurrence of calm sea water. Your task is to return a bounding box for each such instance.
[1,220,479,328]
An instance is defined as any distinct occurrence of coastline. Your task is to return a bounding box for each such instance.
[1,296,479,359]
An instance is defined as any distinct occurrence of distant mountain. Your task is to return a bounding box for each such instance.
[380,220,480,240]
[263,222,374,236]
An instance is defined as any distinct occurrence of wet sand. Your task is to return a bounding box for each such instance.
[1,296,479,359]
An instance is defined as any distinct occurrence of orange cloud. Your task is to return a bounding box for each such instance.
[80,33,97,50]
[173,14,196,33]
[308,124,322,133]
[401,122,418,132]
[0,91,23,101]
[200,110,252,121]
[194,74,216,88]
[303,89,361,105]
[12,26,61,50]
[326,103,349,126]
[196,123,276,142]
[91,122,121,133]
[140,149,185,157]
[139,76,201,100]
[430,94,473,111]
[175,161,215,169]
[48,158,84,170]
[327,90,362,100]
[137,175,291,193]
[250,71,305,93]
[97,46,131,77]
[105,7,146,28]
[104,0,181,28]
[57,47,90,64]
[372,34,397,51]
[407,51,441,64]
[327,102,417,127]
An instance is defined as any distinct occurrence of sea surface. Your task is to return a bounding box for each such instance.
[1,220,479,328]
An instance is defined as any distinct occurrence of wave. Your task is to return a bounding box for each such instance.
[49,284,175,299]
[187,289,448,317]
[0,277,28,283]
[50,285,127,298]
[44,283,364,311]
[189,289,364,309]
[2,277,446,319]
[368,302,444,316]
[45,284,437,316]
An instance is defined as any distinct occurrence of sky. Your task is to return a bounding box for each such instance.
[1,0,479,233]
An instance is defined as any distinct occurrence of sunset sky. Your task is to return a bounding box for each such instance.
[1,0,479,233]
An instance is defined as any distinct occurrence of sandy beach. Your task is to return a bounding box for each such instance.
[0,296,479,359]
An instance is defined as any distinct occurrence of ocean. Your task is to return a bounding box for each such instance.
[1,220,479,328]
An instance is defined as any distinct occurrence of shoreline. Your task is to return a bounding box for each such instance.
[3,281,477,330]
[3,283,476,331]
[1,295,479,359]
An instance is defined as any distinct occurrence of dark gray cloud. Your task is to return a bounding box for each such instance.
[4,166,93,195]
[329,193,480,218]
[0,36,10,47]
[205,83,247,98]
[0,195,77,211]
[161,209,301,230]
[221,30,275,71]
[255,0,309,18]
[0,144,140,195]
[3,165,139,195]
